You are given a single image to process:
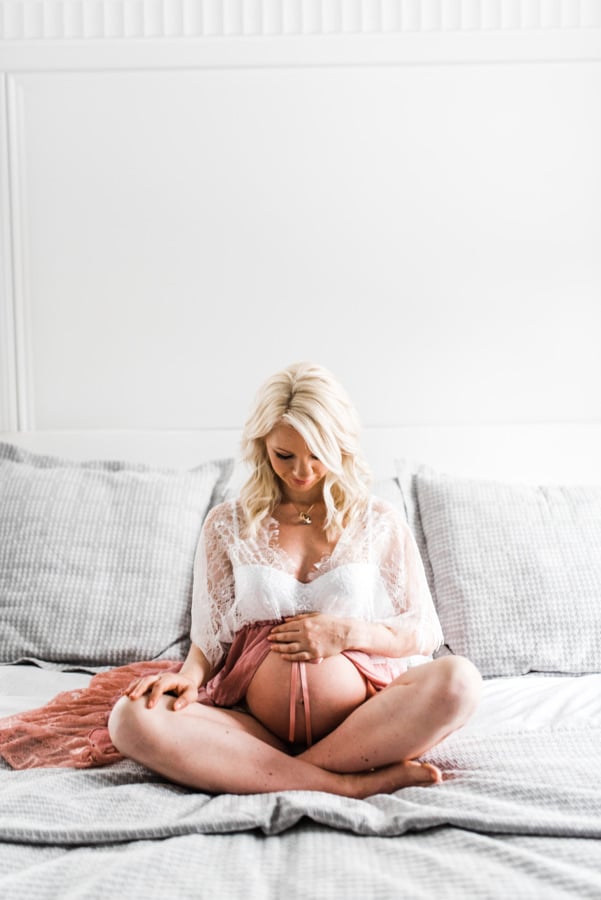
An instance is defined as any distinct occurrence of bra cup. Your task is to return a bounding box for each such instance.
[229,562,387,630]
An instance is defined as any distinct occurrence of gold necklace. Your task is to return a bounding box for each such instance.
[291,502,315,525]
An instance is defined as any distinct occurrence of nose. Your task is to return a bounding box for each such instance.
[293,458,313,479]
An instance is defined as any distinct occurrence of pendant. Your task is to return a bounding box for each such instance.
[298,512,312,525]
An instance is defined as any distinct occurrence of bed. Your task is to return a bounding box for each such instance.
[2,0,600,892]
[1,426,601,899]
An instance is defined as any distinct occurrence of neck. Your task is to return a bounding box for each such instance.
[279,486,324,508]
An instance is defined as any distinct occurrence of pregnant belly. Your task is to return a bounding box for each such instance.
[245,651,370,745]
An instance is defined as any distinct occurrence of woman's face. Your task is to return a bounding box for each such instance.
[264,423,328,500]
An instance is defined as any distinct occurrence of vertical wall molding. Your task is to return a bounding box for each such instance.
[0,73,18,431]
[5,73,35,430]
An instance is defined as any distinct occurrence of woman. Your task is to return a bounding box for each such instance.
[108,362,481,797]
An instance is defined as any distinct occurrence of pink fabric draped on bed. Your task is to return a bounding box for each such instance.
[0,660,184,769]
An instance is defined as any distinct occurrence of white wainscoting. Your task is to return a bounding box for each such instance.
[1,0,601,40]
[1,2,600,434]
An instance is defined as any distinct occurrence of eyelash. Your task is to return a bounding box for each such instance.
[274,452,320,461]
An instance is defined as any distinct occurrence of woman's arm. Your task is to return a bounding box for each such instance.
[344,615,439,658]
[179,642,214,690]
[124,642,213,710]
[189,504,235,672]
[126,504,236,709]
[268,612,430,660]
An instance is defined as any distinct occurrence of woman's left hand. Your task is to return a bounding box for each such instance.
[268,613,350,661]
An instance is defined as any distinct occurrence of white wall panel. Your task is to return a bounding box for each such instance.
[5,61,600,429]
[1,8,600,432]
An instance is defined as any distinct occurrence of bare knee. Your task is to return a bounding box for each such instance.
[429,655,482,725]
[108,695,155,757]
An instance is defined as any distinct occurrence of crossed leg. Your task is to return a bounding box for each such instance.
[299,655,482,772]
[108,655,481,797]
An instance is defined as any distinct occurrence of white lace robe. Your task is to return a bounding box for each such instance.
[190,497,443,671]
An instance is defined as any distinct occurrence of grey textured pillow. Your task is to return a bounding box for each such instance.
[371,477,407,519]
[0,443,233,670]
[394,459,436,595]
[416,471,601,676]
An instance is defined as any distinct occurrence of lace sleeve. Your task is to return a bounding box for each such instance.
[190,503,235,671]
[374,502,444,656]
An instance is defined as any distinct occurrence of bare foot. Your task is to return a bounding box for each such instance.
[345,760,442,799]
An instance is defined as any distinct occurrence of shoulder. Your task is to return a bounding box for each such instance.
[202,498,240,535]
[366,496,414,548]
[368,495,408,529]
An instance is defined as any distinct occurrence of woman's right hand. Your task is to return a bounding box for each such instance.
[124,672,199,711]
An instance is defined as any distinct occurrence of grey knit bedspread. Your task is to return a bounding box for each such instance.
[2,724,601,898]
[2,725,600,843]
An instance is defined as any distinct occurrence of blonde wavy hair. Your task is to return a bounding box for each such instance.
[239,362,372,539]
